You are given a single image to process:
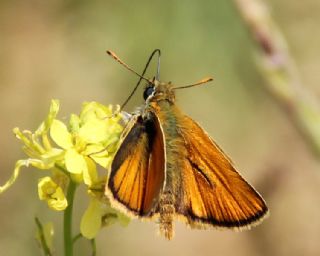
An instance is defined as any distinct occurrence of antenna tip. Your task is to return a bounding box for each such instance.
[201,77,214,83]
[106,50,117,59]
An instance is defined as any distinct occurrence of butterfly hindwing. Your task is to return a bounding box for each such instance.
[107,113,165,216]
[176,115,268,228]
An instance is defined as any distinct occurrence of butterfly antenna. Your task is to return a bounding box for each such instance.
[107,50,151,83]
[107,49,161,110]
[172,77,214,90]
[155,49,161,81]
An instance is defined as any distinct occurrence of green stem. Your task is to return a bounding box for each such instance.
[90,239,96,256]
[64,180,77,256]
[72,233,82,244]
[71,234,96,256]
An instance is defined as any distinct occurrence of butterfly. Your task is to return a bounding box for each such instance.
[105,50,268,240]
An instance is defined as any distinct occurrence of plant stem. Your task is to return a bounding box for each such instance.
[233,0,320,157]
[64,180,77,256]
[72,233,82,244]
[90,239,96,256]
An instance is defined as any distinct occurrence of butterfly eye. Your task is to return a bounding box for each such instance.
[143,86,155,100]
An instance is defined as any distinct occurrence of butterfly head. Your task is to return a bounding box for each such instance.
[143,79,176,103]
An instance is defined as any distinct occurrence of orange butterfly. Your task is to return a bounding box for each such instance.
[105,50,268,240]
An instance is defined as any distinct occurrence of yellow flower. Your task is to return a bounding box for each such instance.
[79,175,130,239]
[80,195,130,239]
[38,176,68,211]
[49,102,123,185]
[0,100,123,193]
[0,100,63,194]
[80,197,104,239]
[1,99,130,240]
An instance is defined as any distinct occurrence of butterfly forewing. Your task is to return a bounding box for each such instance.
[108,113,165,216]
[176,115,268,228]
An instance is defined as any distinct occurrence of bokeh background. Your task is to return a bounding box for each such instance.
[1,0,320,255]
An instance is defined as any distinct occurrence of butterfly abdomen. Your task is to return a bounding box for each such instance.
[159,191,175,240]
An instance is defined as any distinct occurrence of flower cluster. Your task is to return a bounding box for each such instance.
[0,100,130,240]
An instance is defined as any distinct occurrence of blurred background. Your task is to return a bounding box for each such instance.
[1,0,320,255]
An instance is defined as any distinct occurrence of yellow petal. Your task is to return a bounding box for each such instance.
[0,158,55,194]
[79,102,123,144]
[50,119,73,149]
[13,128,32,147]
[104,119,123,136]
[79,119,108,144]
[83,157,98,186]
[41,148,64,164]
[103,202,131,227]
[90,155,112,169]
[0,159,27,194]
[38,176,68,211]
[104,136,121,153]
[82,144,111,168]
[38,176,57,200]
[65,149,87,174]
[82,144,105,155]
[69,114,80,133]
[47,188,68,211]
[80,102,113,123]
[80,198,103,239]
[35,99,60,136]
[29,159,55,170]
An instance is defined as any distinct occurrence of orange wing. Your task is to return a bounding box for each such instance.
[107,113,165,217]
[176,115,268,228]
